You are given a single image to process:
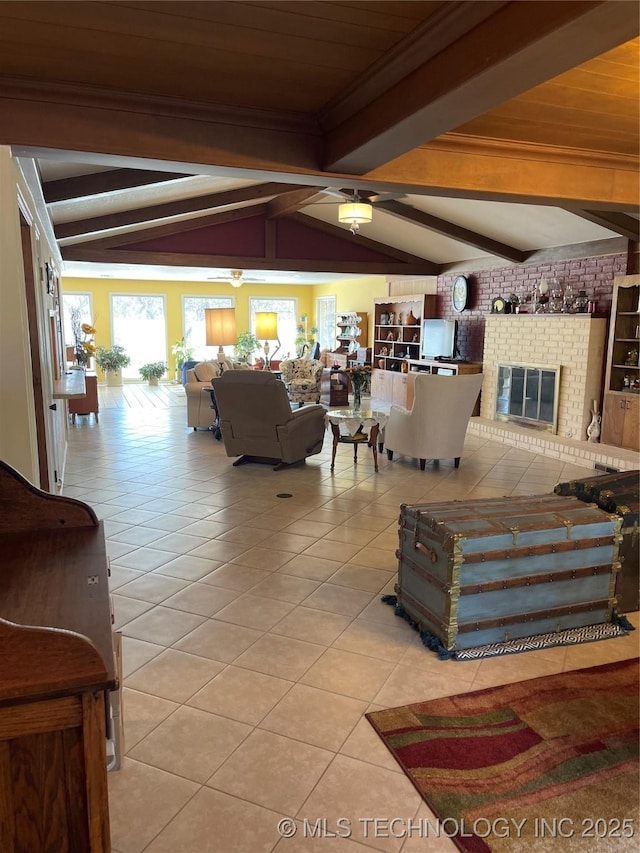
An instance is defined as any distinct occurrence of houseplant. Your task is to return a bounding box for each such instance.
[95,345,130,387]
[171,338,195,381]
[139,361,167,385]
[235,331,261,364]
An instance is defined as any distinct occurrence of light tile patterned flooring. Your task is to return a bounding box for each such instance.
[64,384,639,853]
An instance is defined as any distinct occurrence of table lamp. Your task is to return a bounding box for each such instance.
[255,312,280,370]
[205,307,236,370]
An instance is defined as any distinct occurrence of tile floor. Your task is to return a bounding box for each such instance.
[63,385,639,853]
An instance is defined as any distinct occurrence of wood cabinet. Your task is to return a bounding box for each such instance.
[68,372,99,423]
[320,369,350,407]
[0,460,116,852]
[601,275,640,450]
[602,391,639,450]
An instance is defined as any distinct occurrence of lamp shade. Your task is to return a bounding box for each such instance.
[205,307,236,346]
[255,312,278,340]
[338,201,372,225]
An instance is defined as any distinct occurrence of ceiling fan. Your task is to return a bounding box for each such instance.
[319,187,407,204]
[312,188,407,234]
[206,269,267,288]
[312,187,405,237]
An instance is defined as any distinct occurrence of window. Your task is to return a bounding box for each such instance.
[183,296,235,360]
[111,294,166,379]
[61,293,93,348]
[250,297,297,361]
[316,296,336,352]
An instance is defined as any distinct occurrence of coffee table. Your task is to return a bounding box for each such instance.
[325,409,389,472]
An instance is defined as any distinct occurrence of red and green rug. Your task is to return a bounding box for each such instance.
[367,659,639,852]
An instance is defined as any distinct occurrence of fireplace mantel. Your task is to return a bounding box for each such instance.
[481,315,607,441]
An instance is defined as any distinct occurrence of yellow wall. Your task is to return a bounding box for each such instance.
[62,275,388,362]
[311,276,386,347]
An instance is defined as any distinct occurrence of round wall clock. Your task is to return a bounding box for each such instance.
[452,275,469,313]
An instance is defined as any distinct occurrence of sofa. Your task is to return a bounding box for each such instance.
[185,360,251,428]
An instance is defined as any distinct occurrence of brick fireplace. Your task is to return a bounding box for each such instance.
[480,315,607,441]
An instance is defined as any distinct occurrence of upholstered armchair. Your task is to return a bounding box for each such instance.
[211,370,326,469]
[280,357,324,405]
[185,361,251,428]
[385,373,483,470]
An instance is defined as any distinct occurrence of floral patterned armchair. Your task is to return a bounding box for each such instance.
[280,357,324,405]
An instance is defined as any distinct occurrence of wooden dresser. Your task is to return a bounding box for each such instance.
[0,460,116,852]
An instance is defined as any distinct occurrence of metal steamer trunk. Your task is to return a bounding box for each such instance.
[396,494,622,652]
[554,470,639,613]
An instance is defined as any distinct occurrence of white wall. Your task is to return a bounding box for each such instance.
[0,147,66,486]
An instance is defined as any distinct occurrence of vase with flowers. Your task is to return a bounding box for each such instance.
[70,308,96,368]
[346,364,371,412]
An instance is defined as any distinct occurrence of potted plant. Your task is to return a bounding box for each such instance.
[235,331,261,364]
[95,345,131,387]
[171,338,195,382]
[139,361,167,386]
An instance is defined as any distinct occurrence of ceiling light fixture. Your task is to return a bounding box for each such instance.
[229,269,244,288]
[338,192,372,235]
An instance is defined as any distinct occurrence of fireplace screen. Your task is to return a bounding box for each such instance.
[495,364,561,433]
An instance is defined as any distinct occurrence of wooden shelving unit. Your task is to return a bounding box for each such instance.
[601,275,640,451]
[371,294,436,404]
[331,312,368,369]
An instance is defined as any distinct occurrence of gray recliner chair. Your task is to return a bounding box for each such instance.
[212,371,326,469]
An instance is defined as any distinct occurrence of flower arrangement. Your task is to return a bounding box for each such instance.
[70,308,96,367]
[346,363,371,409]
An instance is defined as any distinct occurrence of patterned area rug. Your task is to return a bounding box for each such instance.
[367,659,639,852]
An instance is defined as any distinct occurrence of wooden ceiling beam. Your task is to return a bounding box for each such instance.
[0,77,322,173]
[570,210,640,241]
[368,140,639,210]
[266,187,327,219]
[43,168,191,203]
[5,79,636,210]
[375,200,525,263]
[60,246,437,277]
[65,204,270,250]
[55,182,309,239]
[324,1,639,172]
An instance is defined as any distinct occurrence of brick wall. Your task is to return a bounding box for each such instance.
[437,253,629,362]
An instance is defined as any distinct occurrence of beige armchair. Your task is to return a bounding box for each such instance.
[185,361,252,428]
[385,373,483,470]
[280,357,324,405]
[212,371,326,469]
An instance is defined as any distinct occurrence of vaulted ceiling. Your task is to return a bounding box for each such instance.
[1,0,638,283]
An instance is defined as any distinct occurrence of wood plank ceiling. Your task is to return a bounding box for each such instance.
[0,0,637,280]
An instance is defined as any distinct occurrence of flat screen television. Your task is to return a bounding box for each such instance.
[421,319,457,360]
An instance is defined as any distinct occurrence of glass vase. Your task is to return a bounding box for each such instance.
[353,385,362,412]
